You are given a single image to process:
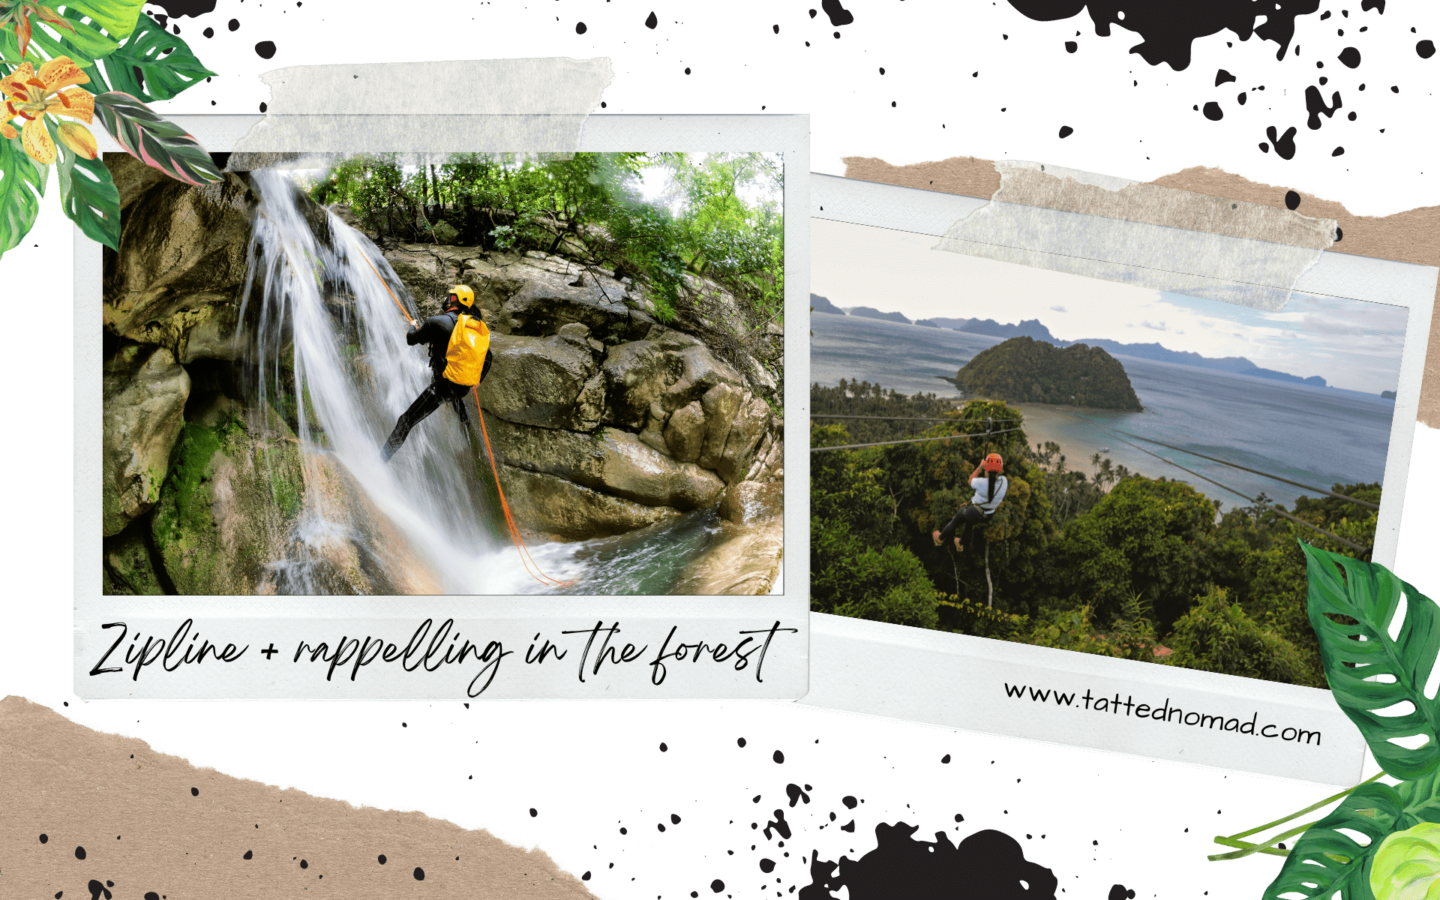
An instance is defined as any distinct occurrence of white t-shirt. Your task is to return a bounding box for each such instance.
[971,475,1008,513]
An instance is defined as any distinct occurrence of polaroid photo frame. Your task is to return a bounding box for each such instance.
[73,113,812,702]
[801,173,1438,784]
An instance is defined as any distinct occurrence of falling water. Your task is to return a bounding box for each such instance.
[234,170,733,595]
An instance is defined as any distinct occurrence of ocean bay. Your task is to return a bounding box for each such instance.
[810,313,1395,511]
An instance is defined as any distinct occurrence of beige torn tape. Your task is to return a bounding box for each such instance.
[935,161,1339,311]
[228,58,613,168]
[0,696,595,898]
[835,156,1440,429]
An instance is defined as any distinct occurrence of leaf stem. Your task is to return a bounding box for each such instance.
[1208,773,1385,863]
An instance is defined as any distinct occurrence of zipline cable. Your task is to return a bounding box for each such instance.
[1112,436,1371,555]
[812,414,969,423]
[811,425,1024,453]
[1110,429,1380,511]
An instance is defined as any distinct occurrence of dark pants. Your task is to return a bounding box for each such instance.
[381,378,470,462]
[940,503,988,549]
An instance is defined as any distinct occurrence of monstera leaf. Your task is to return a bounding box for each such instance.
[59,0,148,42]
[1304,544,1440,780]
[0,134,46,257]
[93,91,222,185]
[55,134,119,250]
[1373,822,1440,900]
[1264,782,1404,900]
[79,12,214,102]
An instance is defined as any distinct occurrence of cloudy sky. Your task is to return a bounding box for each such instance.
[811,219,1410,395]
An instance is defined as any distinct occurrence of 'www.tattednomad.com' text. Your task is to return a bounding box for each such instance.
[1003,682,1321,745]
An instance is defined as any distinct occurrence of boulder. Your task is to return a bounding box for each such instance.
[103,527,166,595]
[476,332,599,429]
[718,480,784,526]
[673,516,784,595]
[103,345,191,537]
[105,172,256,344]
[600,340,678,429]
[495,466,679,541]
[697,383,743,471]
[663,400,706,463]
[484,418,725,512]
[149,408,304,595]
[718,396,772,484]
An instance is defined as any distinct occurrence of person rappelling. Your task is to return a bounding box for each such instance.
[932,453,1007,551]
[381,284,494,463]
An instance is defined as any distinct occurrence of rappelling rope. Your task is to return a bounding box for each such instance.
[472,386,572,587]
[353,239,570,588]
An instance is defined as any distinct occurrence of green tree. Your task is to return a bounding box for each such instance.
[1052,475,1217,629]
[1165,585,1316,686]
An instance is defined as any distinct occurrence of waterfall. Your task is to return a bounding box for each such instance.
[238,169,526,594]
[232,169,735,595]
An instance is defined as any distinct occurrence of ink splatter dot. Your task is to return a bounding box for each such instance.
[203,26,212,37]
[582,871,591,880]
[1058,125,1074,138]
[843,796,858,808]
[414,867,425,881]
[760,858,776,872]
[39,834,47,843]
[941,754,951,763]
[684,67,691,75]
[710,879,725,892]
[1109,886,1137,900]
[645,12,657,28]
[1238,91,1247,105]
[1285,190,1302,210]
[1215,69,1236,86]
[1203,102,1223,120]
[300,860,308,869]
[144,894,159,900]
[1332,146,1345,156]
[671,814,682,824]
[191,787,199,796]
[1336,227,1344,241]
[659,743,668,752]
[1267,125,1298,160]
[1065,41,1077,52]
[1419,40,1436,59]
[260,102,268,113]
[575,22,587,34]
[1338,47,1361,68]
[821,0,854,26]
[773,750,785,763]
[75,846,86,860]
[227,18,238,30]
[530,808,538,817]
[378,855,387,864]
[243,850,253,860]
[737,738,746,747]
[254,39,277,59]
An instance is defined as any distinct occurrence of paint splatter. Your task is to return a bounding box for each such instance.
[86,880,112,900]
[646,12,658,29]
[145,0,217,15]
[414,866,426,881]
[802,825,1057,898]
[1304,87,1342,128]
[1418,40,1436,59]
[1267,125,1298,160]
[1058,125,1074,138]
[575,22,587,35]
[1284,190,1302,210]
[1203,102,1223,121]
[1109,886,1137,900]
[821,0,854,27]
[75,846,87,860]
[1338,46,1361,68]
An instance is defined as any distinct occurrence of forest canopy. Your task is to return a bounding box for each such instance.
[955,337,1143,410]
[809,381,1380,687]
[306,152,784,325]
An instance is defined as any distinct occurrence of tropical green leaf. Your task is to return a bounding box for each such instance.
[26,15,102,65]
[1303,543,1440,780]
[54,129,119,250]
[0,134,47,257]
[83,12,214,102]
[57,0,146,41]
[92,91,221,185]
[1263,782,1403,900]
[1373,822,1440,900]
[54,6,120,60]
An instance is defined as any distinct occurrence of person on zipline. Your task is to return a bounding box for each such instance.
[381,284,493,463]
[932,453,1008,551]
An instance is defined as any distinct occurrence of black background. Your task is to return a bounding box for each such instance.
[36,0,1440,892]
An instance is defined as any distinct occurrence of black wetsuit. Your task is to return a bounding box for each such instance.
[380,309,491,462]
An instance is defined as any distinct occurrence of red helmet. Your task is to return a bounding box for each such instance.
[983,453,1004,473]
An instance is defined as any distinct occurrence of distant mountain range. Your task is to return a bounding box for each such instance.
[813,301,1336,390]
[810,293,845,315]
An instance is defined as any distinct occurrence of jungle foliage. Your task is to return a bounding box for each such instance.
[809,383,1381,687]
[307,152,784,325]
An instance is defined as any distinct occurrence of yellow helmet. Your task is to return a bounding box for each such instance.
[448,285,476,309]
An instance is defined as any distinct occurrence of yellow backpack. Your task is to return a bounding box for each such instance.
[442,312,491,387]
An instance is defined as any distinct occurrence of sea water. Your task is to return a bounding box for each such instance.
[810,314,1396,511]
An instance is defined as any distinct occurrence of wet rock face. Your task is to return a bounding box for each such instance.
[103,345,190,537]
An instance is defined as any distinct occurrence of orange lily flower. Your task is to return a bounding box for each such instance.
[0,56,96,164]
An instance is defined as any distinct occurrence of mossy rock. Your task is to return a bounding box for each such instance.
[150,409,305,594]
[103,527,165,595]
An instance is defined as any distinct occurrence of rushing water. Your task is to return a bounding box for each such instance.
[810,313,1398,511]
[237,171,720,594]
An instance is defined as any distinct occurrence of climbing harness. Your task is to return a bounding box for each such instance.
[357,246,571,587]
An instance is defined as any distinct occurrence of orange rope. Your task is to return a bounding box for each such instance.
[473,386,573,588]
[354,244,417,327]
